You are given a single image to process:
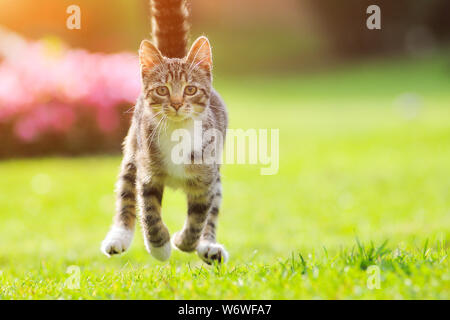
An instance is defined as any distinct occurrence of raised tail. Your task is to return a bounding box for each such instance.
[151,0,189,58]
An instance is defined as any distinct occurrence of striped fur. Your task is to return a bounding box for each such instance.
[151,0,189,58]
[102,2,228,264]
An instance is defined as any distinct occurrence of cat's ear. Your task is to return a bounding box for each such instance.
[139,40,163,71]
[186,36,212,72]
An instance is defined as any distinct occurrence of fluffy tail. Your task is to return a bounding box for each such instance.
[151,0,189,58]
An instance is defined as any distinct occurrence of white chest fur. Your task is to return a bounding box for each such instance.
[157,120,202,184]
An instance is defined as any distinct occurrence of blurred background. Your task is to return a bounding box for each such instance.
[0,0,449,157]
[0,1,449,299]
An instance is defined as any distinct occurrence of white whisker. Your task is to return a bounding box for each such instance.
[188,39,208,70]
[146,113,166,153]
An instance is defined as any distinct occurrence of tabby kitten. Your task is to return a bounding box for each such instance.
[101,0,228,264]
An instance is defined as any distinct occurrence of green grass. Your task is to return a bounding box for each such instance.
[1,52,449,299]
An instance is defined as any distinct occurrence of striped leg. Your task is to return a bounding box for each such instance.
[200,184,221,243]
[172,189,213,253]
[138,180,171,261]
[101,160,137,256]
[196,181,229,264]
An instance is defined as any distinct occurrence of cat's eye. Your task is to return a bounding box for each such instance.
[184,85,197,96]
[155,86,169,96]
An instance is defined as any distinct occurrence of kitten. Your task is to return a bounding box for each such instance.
[101,0,228,264]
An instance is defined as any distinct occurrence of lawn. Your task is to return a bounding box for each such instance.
[0,52,449,299]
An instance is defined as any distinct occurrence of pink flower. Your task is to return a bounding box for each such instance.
[0,34,141,141]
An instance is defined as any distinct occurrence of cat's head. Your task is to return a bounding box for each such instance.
[139,36,212,122]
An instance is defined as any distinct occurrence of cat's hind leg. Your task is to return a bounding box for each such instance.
[172,188,212,253]
[138,180,171,261]
[101,160,137,256]
[172,176,229,263]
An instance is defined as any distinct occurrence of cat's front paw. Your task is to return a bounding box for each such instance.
[196,241,229,264]
[101,226,134,257]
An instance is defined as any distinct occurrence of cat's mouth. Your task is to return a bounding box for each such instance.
[167,112,190,122]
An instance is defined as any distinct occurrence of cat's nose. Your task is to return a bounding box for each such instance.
[170,102,183,110]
